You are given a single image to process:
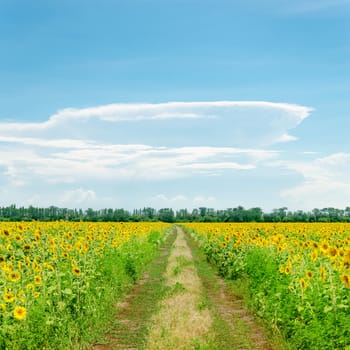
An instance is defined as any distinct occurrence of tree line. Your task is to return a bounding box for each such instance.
[1,204,350,223]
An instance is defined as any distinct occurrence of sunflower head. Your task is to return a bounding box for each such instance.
[72,266,81,276]
[341,274,350,288]
[300,278,308,291]
[13,306,27,320]
[320,266,326,282]
[8,271,21,283]
[34,275,42,285]
[306,270,313,279]
[4,291,15,303]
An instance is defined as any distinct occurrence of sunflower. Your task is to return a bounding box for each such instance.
[14,234,22,242]
[341,274,350,288]
[72,266,81,276]
[310,250,318,262]
[328,246,338,259]
[300,278,308,291]
[345,249,350,260]
[4,291,15,303]
[306,270,313,279]
[342,258,350,270]
[83,242,89,252]
[65,232,73,240]
[22,243,31,251]
[0,303,6,313]
[26,283,35,291]
[320,241,329,253]
[32,261,41,272]
[34,275,42,285]
[284,261,292,275]
[43,262,55,271]
[320,266,326,282]
[8,271,21,283]
[13,306,26,320]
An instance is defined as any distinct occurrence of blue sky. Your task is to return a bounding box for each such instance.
[0,0,349,211]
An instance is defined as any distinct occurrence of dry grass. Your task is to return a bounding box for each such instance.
[145,228,213,350]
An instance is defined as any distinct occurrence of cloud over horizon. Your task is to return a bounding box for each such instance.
[280,153,350,209]
[5,100,346,210]
[0,101,310,189]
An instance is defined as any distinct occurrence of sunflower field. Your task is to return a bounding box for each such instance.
[0,221,170,349]
[184,223,350,350]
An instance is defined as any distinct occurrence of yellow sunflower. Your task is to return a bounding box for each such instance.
[34,275,42,285]
[341,274,350,288]
[8,271,21,283]
[4,291,15,303]
[13,306,27,320]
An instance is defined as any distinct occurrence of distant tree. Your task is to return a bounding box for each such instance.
[1,203,350,223]
[158,208,175,223]
[247,207,264,222]
[176,209,191,222]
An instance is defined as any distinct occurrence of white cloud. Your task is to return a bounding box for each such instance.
[276,134,298,143]
[148,193,216,209]
[0,141,277,185]
[0,100,313,208]
[301,151,320,155]
[282,153,350,182]
[0,101,312,147]
[280,153,350,209]
[180,162,255,170]
[282,181,350,210]
[192,196,216,207]
[153,194,188,203]
[147,194,189,209]
[59,188,97,206]
[0,136,97,149]
[23,195,41,207]
[0,100,312,128]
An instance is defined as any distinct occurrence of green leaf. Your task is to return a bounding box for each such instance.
[323,305,333,313]
[46,318,55,326]
[57,301,66,311]
[62,288,73,295]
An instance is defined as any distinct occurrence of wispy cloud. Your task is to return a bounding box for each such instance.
[280,153,350,209]
[0,100,309,187]
[0,100,313,208]
[0,101,313,147]
[148,194,216,209]
[59,188,97,206]
[0,145,271,186]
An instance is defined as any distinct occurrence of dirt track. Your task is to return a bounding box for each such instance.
[93,227,274,350]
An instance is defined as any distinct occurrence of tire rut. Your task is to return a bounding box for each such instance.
[185,228,274,350]
[92,230,177,350]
